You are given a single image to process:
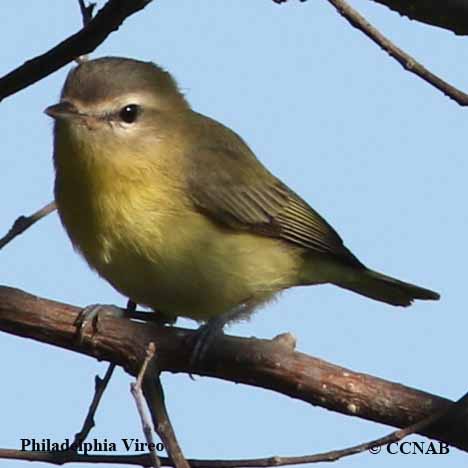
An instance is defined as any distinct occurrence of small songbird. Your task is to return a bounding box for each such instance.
[45,57,439,351]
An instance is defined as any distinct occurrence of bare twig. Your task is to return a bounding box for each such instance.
[327,0,468,105]
[0,389,463,466]
[0,0,153,103]
[76,0,97,62]
[70,281,138,443]
[142,372,190,468]
[131,343,161,468]
[78,0,97,26]
[72,363,116,445]
[0,201,56,251]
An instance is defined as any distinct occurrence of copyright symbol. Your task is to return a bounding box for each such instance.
[369,445,381,454]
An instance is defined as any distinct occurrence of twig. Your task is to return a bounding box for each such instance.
[0,201,56,251]
[78,0,97,26]
[0,7,99,253]
[76,0,97,63]
[131,343,161,468]
[70,277,135,444]
[72,363,116,445]
[0,0,153,103]
[327,0,468,105]
[142,371,190,468]
[0,389,464,466]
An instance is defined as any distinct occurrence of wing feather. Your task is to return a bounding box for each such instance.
[186,141,362,267]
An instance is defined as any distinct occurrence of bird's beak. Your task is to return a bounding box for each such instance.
[44,101,80,121]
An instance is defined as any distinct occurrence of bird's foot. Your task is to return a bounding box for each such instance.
[123,299,176,325]
[188,302,256,373]
[74,303,125,344]
[189,318,226,369]
[130,310,177,326]
[75,300,176,344]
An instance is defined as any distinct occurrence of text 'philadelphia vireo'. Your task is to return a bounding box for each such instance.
[45,57,439,353]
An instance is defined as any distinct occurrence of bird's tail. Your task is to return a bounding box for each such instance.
[334,268,440,307]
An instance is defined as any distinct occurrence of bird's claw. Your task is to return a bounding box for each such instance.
[188,318,226,375]
[74,304,125,344]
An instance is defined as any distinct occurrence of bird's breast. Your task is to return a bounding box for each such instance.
[54,132,301,321]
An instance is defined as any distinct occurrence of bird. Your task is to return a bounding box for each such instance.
[45,57,439,356]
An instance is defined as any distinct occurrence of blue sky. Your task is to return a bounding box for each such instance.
[1,1,466,467]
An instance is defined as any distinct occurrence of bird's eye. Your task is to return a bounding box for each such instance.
[119,104,140,123]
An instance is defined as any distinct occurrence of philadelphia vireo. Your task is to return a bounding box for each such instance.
[45,57,439,351]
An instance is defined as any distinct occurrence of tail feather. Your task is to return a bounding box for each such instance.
[335,268,440,307]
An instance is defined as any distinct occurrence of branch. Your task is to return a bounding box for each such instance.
[327,0,468,106]
[276,0,468,35]
[78,0,97,26]
[0,0,153,103]
[0,398,453,467]
[0,285,467,453]
[131,344,161,468]
[142,373,189,468]
[71,363,116,445]
[0,202,56,250]
[76,0,97,62]
[0,387,461,467]
[370,0,468,36]
[0,366,464,468]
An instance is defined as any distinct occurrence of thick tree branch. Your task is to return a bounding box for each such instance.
[0,285,466,453]
[0,0,153,103]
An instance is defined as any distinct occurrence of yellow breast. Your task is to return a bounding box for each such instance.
[53,122,301,321]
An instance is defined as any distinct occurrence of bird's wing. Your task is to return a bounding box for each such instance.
[186,144,362,267]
